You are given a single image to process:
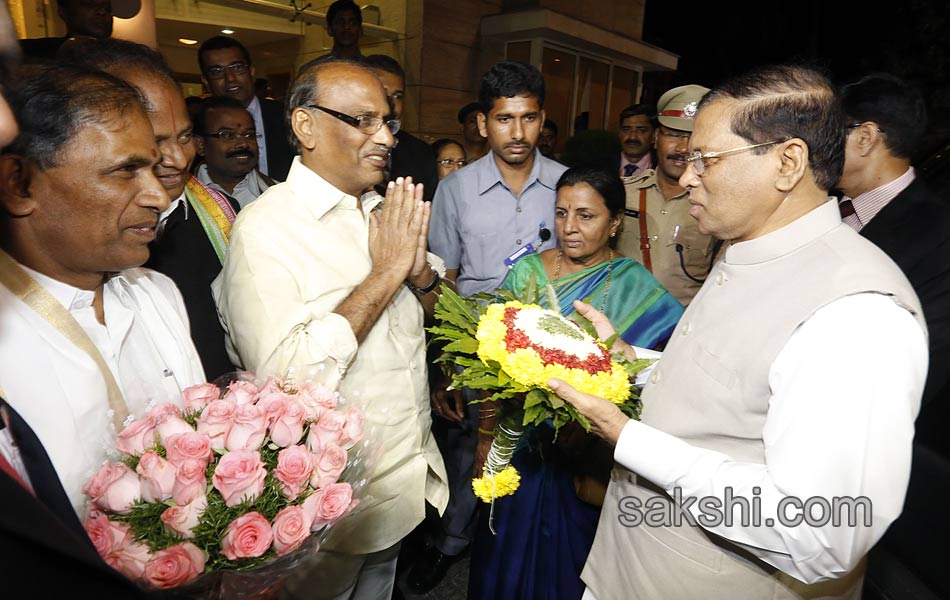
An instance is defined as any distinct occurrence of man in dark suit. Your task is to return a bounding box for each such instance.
[68,39,239,381]
[364,54,439,201]
[0,400,147,597]
[199,36,294,182]
[837,73,950,600]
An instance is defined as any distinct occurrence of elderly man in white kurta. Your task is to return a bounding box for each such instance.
[212,58,448,600]
[548,65,928,600]
[0,65,205,517]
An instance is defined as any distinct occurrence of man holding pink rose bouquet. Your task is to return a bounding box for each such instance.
[213,58,449,600]
[0,62,205,527]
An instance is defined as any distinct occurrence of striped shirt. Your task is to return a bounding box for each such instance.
[840,167,915,231]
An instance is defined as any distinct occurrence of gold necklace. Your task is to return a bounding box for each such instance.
[552,248,614,313]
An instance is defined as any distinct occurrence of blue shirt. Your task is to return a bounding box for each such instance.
[428,150,567,296]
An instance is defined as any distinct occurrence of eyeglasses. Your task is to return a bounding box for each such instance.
[846,122,885,134]
[437,158,466,168]
[204,61,250,80]
[684,140,785,175]
[306,104,400,136]
[201,130,259,141]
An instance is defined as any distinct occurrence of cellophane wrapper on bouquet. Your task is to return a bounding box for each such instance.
[80,367,381,598]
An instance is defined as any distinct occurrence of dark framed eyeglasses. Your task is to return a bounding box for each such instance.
[437,158,466,168]
[200,130,259,141]
[305,104,401,136]
[846,122,885,134]
[205,61,250,80]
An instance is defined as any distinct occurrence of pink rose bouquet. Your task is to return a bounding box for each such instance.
[81,373,371,595]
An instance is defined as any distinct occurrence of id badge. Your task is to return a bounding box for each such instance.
[504,242,535,269]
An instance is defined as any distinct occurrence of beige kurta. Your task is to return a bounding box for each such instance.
[212,157,449,556]
[615,169,716,306]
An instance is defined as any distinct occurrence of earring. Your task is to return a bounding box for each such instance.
[610,231,616,238]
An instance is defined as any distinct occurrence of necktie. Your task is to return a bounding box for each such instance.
[623,163,638,178]
[839,198,862,230]
[0,449,32,494]
[839,199,856,218]
[2,400,90,543]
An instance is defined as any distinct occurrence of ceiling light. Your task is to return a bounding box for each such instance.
[222,28,235,34]
[178,38,198,45]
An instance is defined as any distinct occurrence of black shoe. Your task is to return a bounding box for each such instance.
[406,546,458,594]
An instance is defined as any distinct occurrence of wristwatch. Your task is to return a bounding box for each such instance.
[406,263,440,295]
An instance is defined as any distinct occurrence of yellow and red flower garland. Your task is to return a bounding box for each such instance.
[476,301,631,404]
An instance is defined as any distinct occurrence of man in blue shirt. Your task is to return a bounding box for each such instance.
[415,60,567,593]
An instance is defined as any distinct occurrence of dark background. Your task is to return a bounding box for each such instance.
[641,0,950,161]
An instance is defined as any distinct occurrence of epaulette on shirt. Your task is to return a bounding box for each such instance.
[623,168,656,190]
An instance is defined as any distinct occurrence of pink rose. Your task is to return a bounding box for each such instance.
[172,458,208,506]
[256,390,289,428]
[181,382,220,413]
[196,400,237,451]
[165,431,213,468]
[212,450,266,507]
[222,380,259,406]
[270,399,307,448]
[339,406,364,449]
[302,482,353,530]
[136,451,177,503]
[107,523,152,580]
[147,403,183,421]
[306,410,346,454]
[154,411,194,447]
[84,511,125,557]
[161,494,207,539]
[271,505,310,556]
[224,403,267,452]
[274,445,313,500]
[220,512,273,560]
[115,415,158,456]
[143,542,206,589]
[82,462,142,514]
[258,376,285,396]
[297,382,338,421]
[311,443,347,489]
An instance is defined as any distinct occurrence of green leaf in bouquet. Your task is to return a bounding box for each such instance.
[553,407,571,431]
[563,402,592,432]
[543,283,560,313]
[522,272,539,305]
[426,325,469,341]
[497,369,511,386]
[463,373,506,389]
[524,389,546,408]
[523,402,549,427]
[441,337,480,355]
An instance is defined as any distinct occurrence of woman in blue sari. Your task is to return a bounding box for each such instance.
[468,167,684,600]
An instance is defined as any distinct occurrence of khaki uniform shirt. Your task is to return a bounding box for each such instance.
[616,169,716,305]
[212,158,449,555]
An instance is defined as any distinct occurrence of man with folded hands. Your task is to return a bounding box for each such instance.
[213,57,448,600]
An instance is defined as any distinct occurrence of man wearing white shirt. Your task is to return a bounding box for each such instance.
[194,96,274,209]
[548,65,929,599]
[213,57,448,600]
[0,63,204,517]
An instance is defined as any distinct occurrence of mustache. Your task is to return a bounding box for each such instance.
[226,149,256,159]
[624,139,645,147]
[667,152,689,162]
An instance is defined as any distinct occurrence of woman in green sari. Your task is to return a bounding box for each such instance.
[469,166,684,600]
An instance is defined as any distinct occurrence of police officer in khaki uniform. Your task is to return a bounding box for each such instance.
[616,84,717,306]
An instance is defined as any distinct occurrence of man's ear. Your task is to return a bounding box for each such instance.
[0,155,37,217]
[291,107,317,151]
[775,138,809,193]
[194,135,206,157]
[476,111,488,139]
[852,121,881,158]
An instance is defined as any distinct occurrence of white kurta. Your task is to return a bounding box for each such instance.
[0,265,205,514]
